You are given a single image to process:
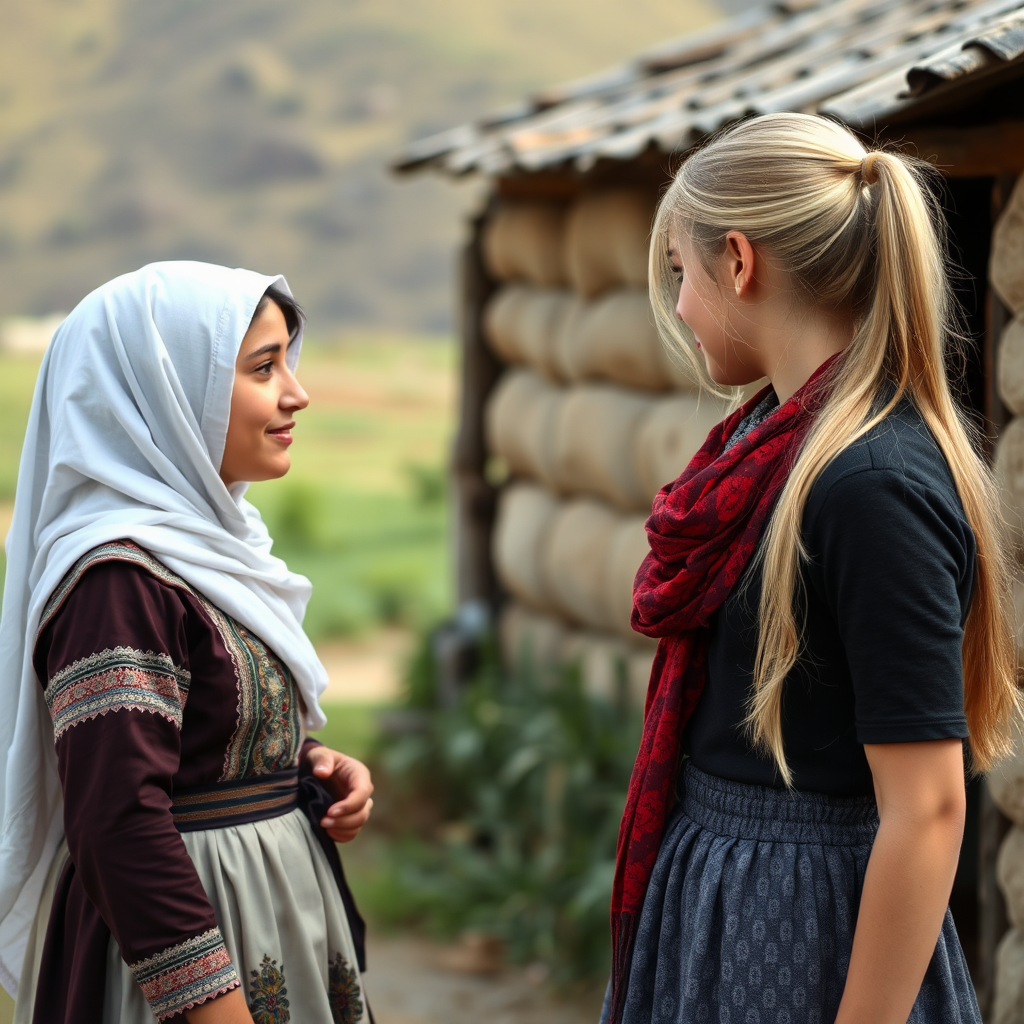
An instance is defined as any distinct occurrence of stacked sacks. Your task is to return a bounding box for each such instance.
[564,190,653,295]
[989,173,1024,1024]
[604,516,653,642]
[491,488,655,646]
[491,482,560,614]
[551,385,657,509]
[540,498,623,632]
[485,376,732,511]
[485,368,562,486]
[555,287,693,391]
[634,393,733,503]
[483,286,573,380]
[989,743,1024,1023]
[483,203,568,286]
[480,191,725,704]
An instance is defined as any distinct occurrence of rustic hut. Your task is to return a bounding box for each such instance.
[394,0,1024,1015]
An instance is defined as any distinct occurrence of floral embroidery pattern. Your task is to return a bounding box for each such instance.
[328,952,364,1024]
[129,927,239,1022]
[248,955,290,1023]
[200,600,300,781]
[45,646,191,738]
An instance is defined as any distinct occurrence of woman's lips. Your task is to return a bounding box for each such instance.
[267,422,295,445]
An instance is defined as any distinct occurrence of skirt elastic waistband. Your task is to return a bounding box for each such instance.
[172,767,299,832]
[681,763,879,846]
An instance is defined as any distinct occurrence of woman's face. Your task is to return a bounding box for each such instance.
[220,299,309,487]
[669,234,763,387]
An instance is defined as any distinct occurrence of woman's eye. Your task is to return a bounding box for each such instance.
[255,361,274,376]
[671,266,684,283]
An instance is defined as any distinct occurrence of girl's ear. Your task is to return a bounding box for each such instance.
[724,231,756,298]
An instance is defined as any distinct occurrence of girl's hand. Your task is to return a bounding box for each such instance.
[306,746,374,842]
[185,987,254,1023]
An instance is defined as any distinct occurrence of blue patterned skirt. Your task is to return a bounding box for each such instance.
[602,764,981,1024]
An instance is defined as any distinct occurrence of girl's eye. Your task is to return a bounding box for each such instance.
[671,266,684,283]
[255,361,274,376]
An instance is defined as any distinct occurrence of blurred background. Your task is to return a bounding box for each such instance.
[0,0,724,1021]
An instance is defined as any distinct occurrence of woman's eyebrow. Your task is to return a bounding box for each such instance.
[245,342,281,360]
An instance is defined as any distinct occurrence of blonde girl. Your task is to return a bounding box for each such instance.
[605,113,1020,1024]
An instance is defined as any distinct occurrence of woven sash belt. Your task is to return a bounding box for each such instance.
[171,766,300,832]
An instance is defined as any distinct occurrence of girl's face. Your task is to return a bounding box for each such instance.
[669,235,764,387]
[220,300,309,487]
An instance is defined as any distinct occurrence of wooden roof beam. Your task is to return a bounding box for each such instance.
[896,121,1024,176]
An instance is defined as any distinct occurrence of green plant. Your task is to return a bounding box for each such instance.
[272,481,325,549]
[374,633,641,982]
[403,461,446,506]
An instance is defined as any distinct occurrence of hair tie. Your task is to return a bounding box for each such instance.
[859,152,881,185]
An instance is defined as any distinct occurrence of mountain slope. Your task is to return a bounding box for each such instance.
[0,0,717,333]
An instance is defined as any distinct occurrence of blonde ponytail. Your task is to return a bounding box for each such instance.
[650,113,1020,784]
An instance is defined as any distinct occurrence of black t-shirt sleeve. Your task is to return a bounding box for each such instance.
[807,467,973,744]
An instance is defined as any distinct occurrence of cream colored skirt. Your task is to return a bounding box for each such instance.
[17,808,366,1023]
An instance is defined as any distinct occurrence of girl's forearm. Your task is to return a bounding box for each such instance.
[834,807,963,1024]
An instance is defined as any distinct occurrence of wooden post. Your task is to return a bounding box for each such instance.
[985,174,1018,443]
[451,205,502,608]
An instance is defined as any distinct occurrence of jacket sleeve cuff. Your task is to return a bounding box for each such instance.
[129,927,239,1021]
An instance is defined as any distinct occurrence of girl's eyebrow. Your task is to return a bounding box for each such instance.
[245,342,281,360]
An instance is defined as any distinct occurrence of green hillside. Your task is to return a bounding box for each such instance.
[0,0,717,335]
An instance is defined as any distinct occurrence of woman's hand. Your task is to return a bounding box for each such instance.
[185,987,254,1023]
[833,738,966,1024]
[306,745,374,842]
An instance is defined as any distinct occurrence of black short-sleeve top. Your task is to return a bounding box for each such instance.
[683,398,976,797]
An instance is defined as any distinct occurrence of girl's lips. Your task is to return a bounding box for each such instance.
[267,422,295,445]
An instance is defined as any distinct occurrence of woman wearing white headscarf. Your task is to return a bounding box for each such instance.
[0,262,373,1023]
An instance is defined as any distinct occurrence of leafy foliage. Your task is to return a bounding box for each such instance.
[374,635,642,981]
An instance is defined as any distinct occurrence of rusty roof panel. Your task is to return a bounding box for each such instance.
[394,0,1024,176]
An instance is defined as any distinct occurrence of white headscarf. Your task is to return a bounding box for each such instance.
[0,261,329,994]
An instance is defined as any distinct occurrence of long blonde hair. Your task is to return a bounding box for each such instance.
[649,112,1019,784]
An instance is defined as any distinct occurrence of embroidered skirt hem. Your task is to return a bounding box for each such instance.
[16,807,366,1024]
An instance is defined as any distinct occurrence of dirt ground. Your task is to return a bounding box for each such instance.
[363,934,605,1024]
[318,628,411,703]
[0,935,604,1024]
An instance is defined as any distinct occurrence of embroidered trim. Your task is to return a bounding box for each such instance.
[198,599,300,782]
[130,927,240,1022]
[45,646,191,738]
[39,538,300,778]
[39,540,195,636]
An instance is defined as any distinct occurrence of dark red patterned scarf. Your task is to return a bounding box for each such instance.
[608,356,840,1024]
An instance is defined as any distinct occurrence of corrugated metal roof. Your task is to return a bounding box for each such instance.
[393,0,1024,176]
